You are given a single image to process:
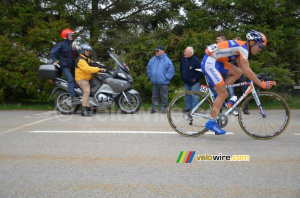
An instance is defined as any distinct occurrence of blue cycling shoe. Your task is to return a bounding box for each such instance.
[205,120,226,135]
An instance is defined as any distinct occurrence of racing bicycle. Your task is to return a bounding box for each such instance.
[167,70,290,140]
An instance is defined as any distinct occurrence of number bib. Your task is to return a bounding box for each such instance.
[205,44,219,56]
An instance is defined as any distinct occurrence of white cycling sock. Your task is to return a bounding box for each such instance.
[209,118,217,122]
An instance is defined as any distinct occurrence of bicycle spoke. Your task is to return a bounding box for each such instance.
[167,91,211,136]
[263,119,268,136]
[265,117,283,127]
[264,118,278,134]
[258,117,264,134]
[243,115,263,126]
[239,92,290,139]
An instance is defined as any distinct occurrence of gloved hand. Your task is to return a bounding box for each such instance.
[261,81,276,89]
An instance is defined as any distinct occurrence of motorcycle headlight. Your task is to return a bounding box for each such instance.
[118,73,127,79]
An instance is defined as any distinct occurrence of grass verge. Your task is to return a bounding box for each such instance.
[0,95,299,110]
[0,102,154,111]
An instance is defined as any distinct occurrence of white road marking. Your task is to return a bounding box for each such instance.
[0,115,63,135]
[24,111,56,118]
[28,131,234,135]
[295,133,300,136]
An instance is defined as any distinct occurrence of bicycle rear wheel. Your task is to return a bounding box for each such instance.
[167,91,213,137]
[239,92,290,140]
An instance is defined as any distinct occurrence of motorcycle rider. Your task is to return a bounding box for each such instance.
[50,29,79,102]
[75,44,106,116]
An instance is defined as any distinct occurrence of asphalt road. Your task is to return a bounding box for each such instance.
[0,110,299,197]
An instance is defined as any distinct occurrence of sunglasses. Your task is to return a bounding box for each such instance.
[256,43,264,49]
[259,44,264,49]
[155,50,160,52]
[85,50,91,52]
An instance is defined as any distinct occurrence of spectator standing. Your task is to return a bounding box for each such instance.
[147,45,175,114]
[216,33,226,43]
[180,46,202,112]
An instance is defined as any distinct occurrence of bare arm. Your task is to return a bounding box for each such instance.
[237,57,263,87]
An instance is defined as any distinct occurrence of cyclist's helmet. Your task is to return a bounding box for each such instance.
[61,29,75,39]
[246,30,267,47]
[78,43,93,54]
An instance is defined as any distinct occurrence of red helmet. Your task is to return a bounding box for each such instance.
[61,29,74,39]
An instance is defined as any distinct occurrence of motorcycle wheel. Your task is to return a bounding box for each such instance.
[117,94,142,114]
[55,91,80,115]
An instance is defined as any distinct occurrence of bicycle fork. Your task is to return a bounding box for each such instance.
[251,88,266,118]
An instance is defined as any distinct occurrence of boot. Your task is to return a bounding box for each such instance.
[86,107,96,115]
[81,107,92,117]
[243,108,250,115]
[86,107,91,112]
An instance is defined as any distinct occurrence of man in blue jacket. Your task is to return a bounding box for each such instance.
[147,45,175,114]
[180,46,202,112]
[50,29,79,102]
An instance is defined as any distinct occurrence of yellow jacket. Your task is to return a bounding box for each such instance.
[75,54,100,82]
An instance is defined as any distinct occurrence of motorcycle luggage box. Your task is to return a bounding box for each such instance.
[39,64,62,79]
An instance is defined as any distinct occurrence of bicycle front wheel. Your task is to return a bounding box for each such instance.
[167,91,213,137]
[239,92,290,140]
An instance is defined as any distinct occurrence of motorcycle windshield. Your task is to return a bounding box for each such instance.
[109,53,130,73]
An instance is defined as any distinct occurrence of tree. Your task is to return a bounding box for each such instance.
[0,0,69,101]
[0,0,298,103]
[0,0,180,102]
[177,0,300,86]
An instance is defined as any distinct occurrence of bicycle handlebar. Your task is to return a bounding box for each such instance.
[256,71,275,81]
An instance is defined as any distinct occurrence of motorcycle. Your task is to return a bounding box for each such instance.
[39,53,142,114]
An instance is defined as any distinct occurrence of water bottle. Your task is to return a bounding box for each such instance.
[227,96,237,108]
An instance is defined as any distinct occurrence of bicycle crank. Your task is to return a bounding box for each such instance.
[216,113,228,128]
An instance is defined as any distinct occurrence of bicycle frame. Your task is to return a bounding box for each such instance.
[168,68,290,139]
[191,74,265,118]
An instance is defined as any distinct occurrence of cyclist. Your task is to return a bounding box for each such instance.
[201,30,276,135]
[215,33,239,116]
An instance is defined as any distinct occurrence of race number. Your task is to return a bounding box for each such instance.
[199,85,209,93]
[199,86,208,93]
[205,44,219,56]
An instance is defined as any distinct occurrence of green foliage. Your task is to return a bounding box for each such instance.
[177,0,299,85]
[0,0,299,103]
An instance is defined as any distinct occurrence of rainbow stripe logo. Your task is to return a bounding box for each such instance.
[176,151,196,163]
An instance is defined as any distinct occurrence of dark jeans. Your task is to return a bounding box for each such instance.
[152,84,169,111]
[184,82,200,110]
[61,67,75,97]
